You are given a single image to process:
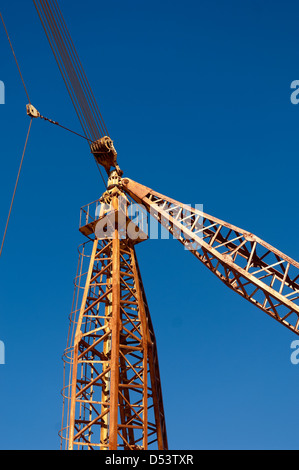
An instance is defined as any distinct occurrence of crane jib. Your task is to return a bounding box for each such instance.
[122,178,299,336]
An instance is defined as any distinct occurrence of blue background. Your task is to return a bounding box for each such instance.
[0,0,299,450]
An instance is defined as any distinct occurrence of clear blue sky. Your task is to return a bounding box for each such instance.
[1,0,299,450]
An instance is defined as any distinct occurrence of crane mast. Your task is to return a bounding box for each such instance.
[60,180,167,450]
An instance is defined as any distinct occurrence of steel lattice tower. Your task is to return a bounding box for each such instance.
[60,187,167,450]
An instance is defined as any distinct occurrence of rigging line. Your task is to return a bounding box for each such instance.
[39,114,94,142]
[52,0,109,138]
[36,0,110,151]
[41,6,109,190]
[39,0,108,140]
[95,161,108,190]
[0,118,33,258]
[36,0,94,142]
[35,0,91,139]
[0,11,31,104]
[45,3,100,144]
[41,1,96,137]
[41,0,100,141]
[33,2,108,188]
[52,0,109,137]
[38,115,107,189]
[46,0,102,139]
[33,0,93,142]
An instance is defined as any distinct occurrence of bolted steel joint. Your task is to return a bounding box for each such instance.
[107,169,122,190]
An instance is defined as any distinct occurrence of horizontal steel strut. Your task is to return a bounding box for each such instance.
[121,177,299,336]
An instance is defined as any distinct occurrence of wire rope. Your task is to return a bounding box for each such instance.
[0,11,31,103]
[0,118,33,258]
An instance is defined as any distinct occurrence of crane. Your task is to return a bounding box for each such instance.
[60,171,299,450]
[1,0,298,451]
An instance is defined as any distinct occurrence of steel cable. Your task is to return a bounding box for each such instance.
[0,5,108,260]
[33,0,93,142]
[33,0,110,143]
[52,0,109,137]
[0,11,31,103]
[33,0,109,184]
[42,0,99,141]
[0,118,33,258]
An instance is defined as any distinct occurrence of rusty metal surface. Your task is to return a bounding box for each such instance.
[122,177,299,336]
[60,193,167,450]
